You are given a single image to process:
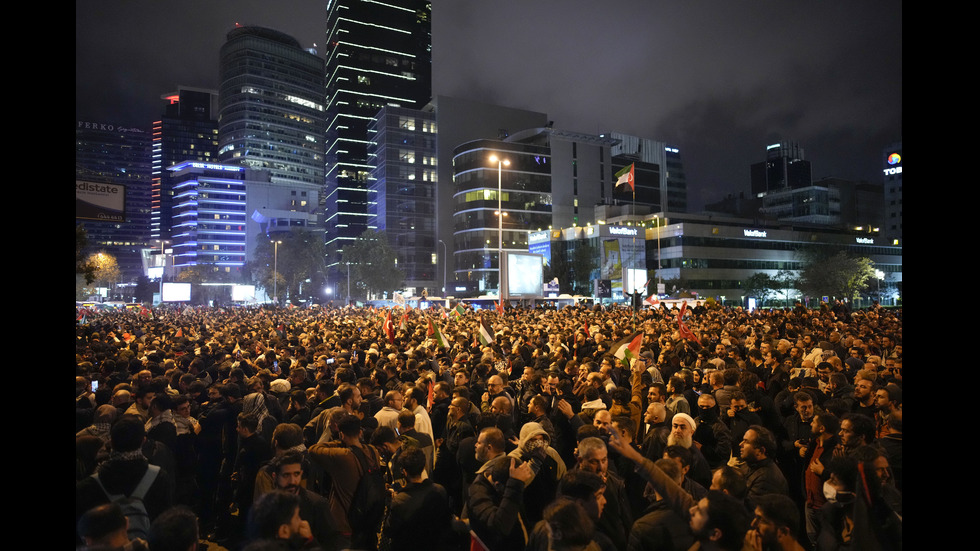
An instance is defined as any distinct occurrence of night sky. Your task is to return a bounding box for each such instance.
[76,0,902,211]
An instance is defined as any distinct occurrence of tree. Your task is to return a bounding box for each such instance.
[772,269,799,307]
[797,248,875,301]
[76,224,97,285]
[743,272,775,306]
[342,230,404,299]
[133,275,155,304]
[87,251,121,288]
[252,229,329,304]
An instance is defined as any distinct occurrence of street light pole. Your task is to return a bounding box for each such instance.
[271,240,282,305]
[489,155,509,296]
[155,239,170,301]
[438,239,447,295]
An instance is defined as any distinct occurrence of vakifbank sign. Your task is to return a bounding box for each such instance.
[76,180,126,222]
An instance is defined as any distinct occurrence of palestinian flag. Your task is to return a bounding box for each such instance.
[612,330,643,367]
[478,316,494,346]
[614,163,635,192]
[453,304,466,318]
[427,318,448,348]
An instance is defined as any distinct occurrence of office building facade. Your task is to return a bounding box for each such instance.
[217,26,326,191]
[323,0,432,270]
[882,142,902,241]
[540,211,902,306]
[367,106,437,290]
[168,162,248,274]
[609,133,688,213]
[151,87,219,242]
[750,141,812,195]
[76,120,153,282]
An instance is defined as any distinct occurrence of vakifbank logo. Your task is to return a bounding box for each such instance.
[887,153,901,165]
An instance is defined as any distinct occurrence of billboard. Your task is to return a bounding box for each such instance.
[77,180,126,222]
[161,282,191,302]
[504,252,544,298]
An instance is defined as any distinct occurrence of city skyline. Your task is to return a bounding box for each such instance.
[76,0,902,211]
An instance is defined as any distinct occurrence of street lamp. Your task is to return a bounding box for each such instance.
[271,239,282,305]
[489,155,510,295]
[438,239,447,294]
[875,269,884,304]
[153,239,171,300]
[654,215,662,285]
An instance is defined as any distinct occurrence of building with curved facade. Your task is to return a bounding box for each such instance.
[217,26,325,194]
[452,139,553,292]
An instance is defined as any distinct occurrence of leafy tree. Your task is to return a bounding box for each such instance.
[743,272,775,306]
[76,224,97,285]
[797,248,875,301]
[773,269,799,307]
[252,229,329,304]
[87,251,121,288]
[341,230,404,299]
[133,275,155,304]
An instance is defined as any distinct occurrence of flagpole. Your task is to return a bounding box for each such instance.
[631,167,637,332]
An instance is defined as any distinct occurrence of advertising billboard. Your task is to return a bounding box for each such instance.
[76,180,126,222]
[504,252,544,298]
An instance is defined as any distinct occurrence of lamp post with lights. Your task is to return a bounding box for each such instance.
[489,155,509,296]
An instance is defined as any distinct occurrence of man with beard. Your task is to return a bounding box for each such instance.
[744,494,807,551]
[850,375,877,418]
[738,426,789,504]
[778,392,814,507]
[835,414,876,457]
[667,413,713,489]
[800,412,839,548]
[269,453,339,550]
[606,429,751,551]
[694,393,733,469]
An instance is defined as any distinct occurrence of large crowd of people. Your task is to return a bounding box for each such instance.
[76,299,902,551]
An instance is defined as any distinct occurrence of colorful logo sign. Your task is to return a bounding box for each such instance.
[887,153,901,165]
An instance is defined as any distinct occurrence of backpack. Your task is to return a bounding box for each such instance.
[91,464,161,541]
[348,445,387,535]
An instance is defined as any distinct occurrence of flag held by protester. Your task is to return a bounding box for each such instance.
[612,330,643,367]
[478,316,494,346]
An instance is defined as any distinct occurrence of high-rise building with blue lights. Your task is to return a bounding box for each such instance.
[323,0,432,271]
[151,87,219,242]
[168,161,247,274]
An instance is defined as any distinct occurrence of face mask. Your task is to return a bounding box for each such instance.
[823,481,854,504]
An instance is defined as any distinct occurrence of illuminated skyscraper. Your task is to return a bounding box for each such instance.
[323,0,431,269]
[151,87,219,241]
[76,120,153,282]
[217,26,326,192]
